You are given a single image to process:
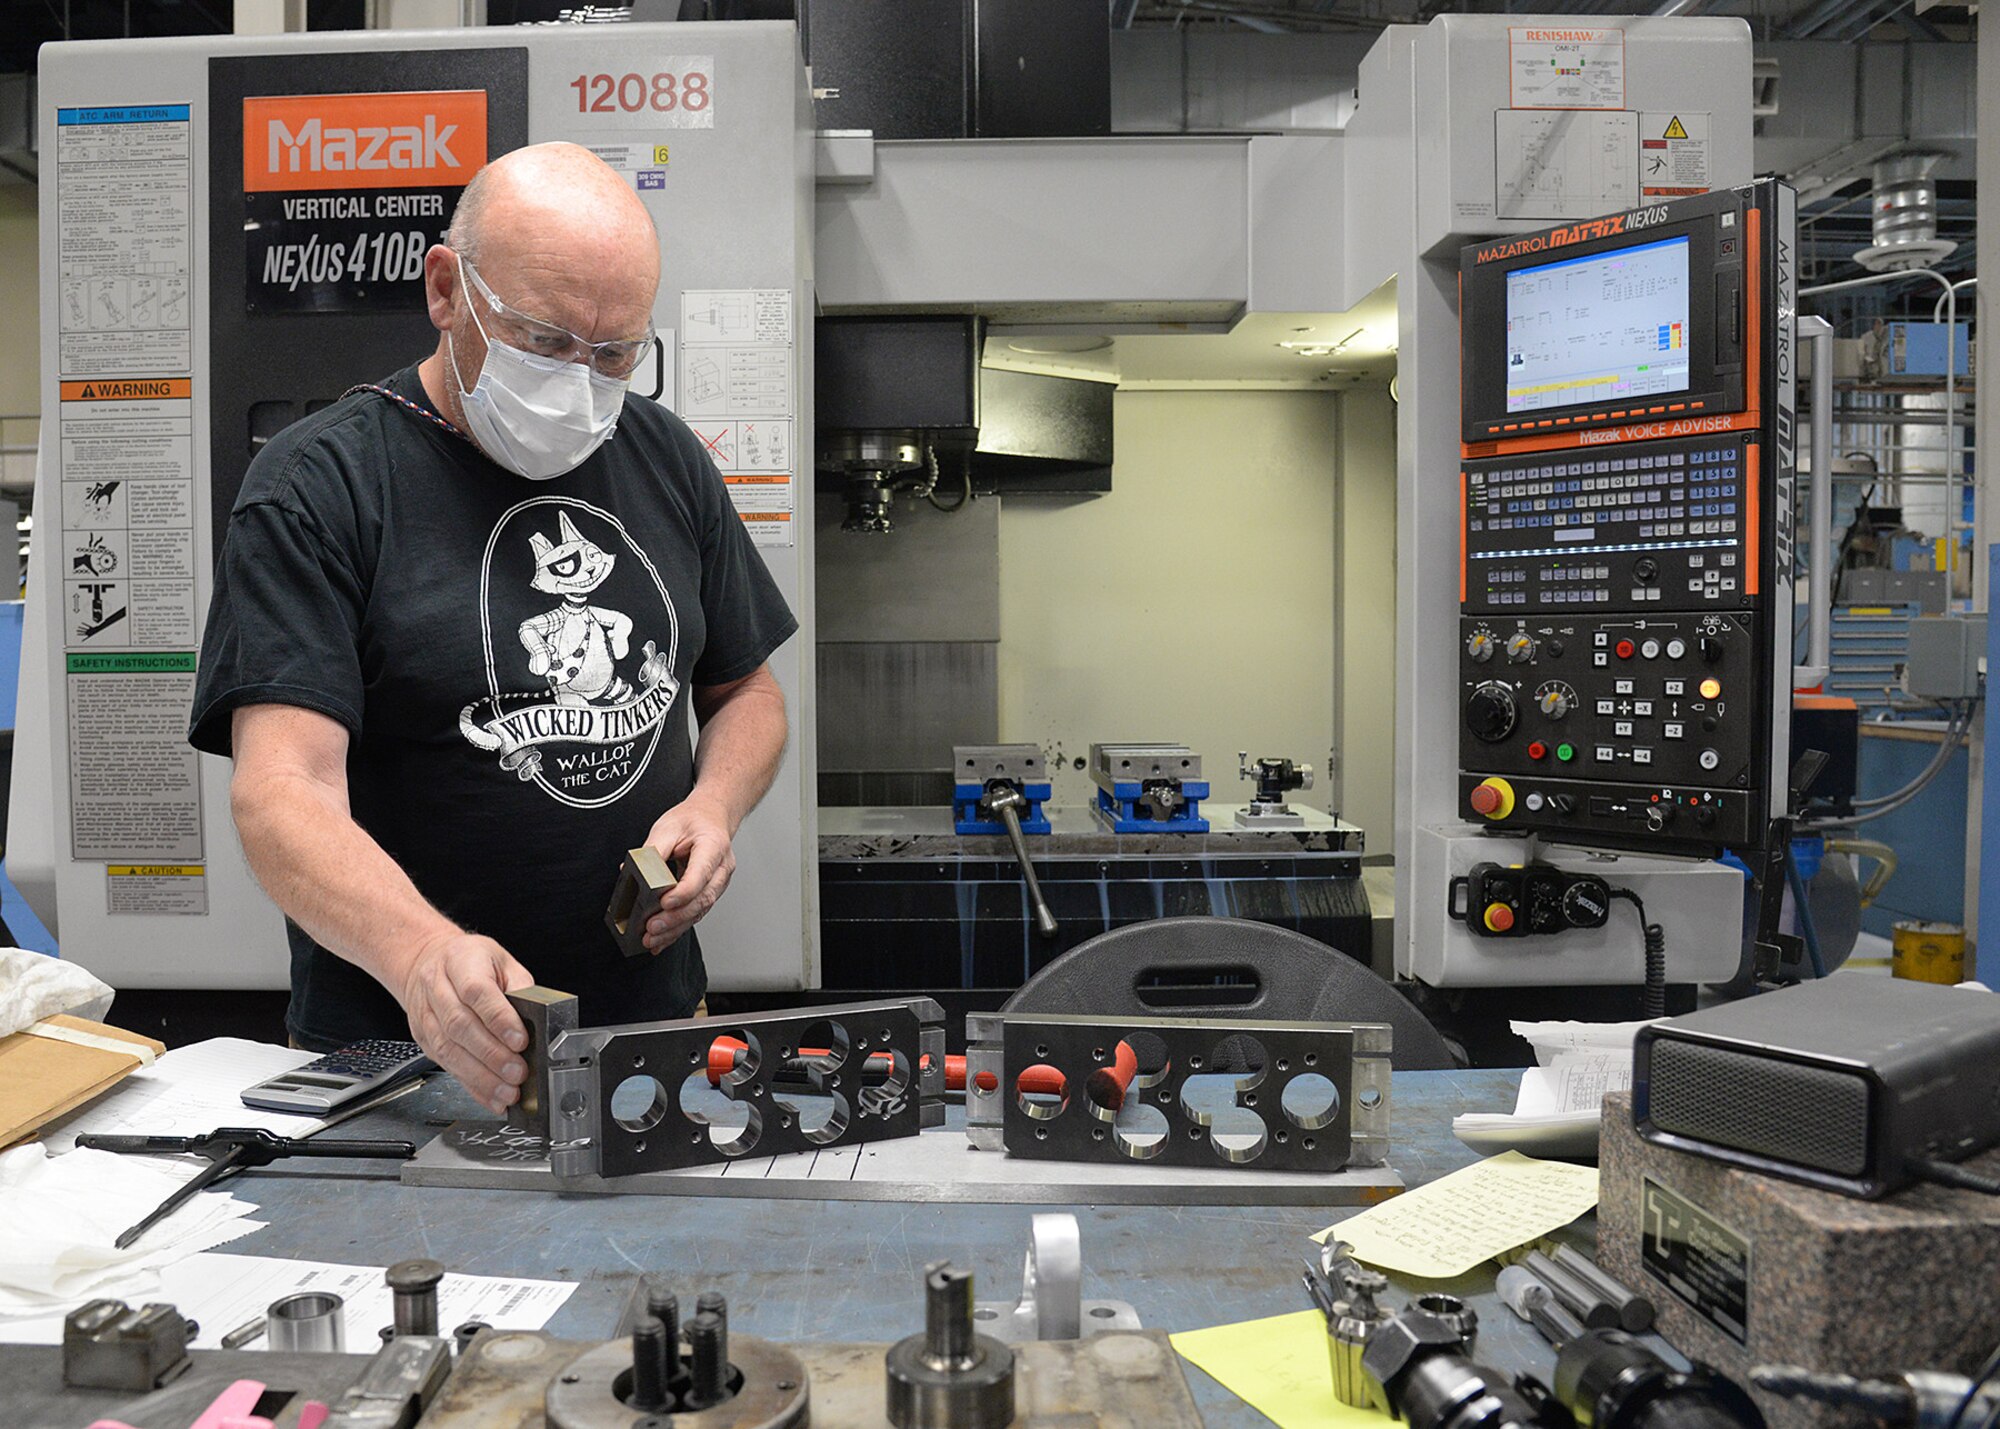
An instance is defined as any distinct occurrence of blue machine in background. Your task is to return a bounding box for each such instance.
[0,601,57,954]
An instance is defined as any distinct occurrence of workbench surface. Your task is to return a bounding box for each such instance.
[217,1066,1569,1426]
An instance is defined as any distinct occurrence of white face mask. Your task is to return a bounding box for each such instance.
[448,270,629,481]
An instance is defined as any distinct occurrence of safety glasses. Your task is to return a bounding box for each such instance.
[457,253,657,380]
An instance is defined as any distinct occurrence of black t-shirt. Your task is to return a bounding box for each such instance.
[189,365,798,1049]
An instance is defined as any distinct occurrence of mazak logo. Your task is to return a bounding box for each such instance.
[243,91,486,192]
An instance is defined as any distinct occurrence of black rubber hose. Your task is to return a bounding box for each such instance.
[1610,889,1666,1018]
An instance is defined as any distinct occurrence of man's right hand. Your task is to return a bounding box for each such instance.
[395,932,533,1115]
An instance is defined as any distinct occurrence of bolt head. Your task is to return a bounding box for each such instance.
[386,1258,445,1292]
[1360,1312,1463,1387]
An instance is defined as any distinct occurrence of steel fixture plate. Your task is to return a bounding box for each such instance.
[968,1013,1392,1172]
[544,998,946,1183]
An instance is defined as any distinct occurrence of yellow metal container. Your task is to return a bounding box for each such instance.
[1890,920,1968,985]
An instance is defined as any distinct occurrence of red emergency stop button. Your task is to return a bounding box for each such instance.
[1483,902,1516,933]
[1615,639,1636,660]
[1469,777,1515,820]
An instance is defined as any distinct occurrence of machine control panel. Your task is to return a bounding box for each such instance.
[1454,182,1794,856]
[1464,435,1754,616]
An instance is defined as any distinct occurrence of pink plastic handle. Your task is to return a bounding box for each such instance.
[186,1380,271,1429]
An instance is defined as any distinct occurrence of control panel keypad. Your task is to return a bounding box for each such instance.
[1464,436,1748,614]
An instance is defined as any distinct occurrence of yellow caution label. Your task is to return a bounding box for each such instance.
[1662,115,1689,139]
[107,865,204,877]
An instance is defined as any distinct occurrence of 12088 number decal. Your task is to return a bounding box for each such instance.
[566,62,714,127]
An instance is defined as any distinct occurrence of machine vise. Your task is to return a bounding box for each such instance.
[1089,744,1210,833]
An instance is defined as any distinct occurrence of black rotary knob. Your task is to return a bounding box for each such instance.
[1466,683,1518,743]
[1698,635,1725,664]
[1548,793,1577,815]
[1634,557,1659,582]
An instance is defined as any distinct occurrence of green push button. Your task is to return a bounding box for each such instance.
[1556,743,1575,762]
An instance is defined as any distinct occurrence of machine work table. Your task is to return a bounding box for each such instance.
[195,1066,1562,1426]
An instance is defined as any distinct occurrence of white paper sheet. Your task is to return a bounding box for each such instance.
[1451,1026,1644,1160]
[37,1038,324,1154]
[0,1144,265,1314]
[0,1252,576,1347]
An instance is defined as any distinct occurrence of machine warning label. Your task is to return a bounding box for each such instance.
[54,104,194,378]
[1640,1176,1751,1344]
[680,289,795,548]
[106,865,208,917]
[1509,27,1625,110]
[1640,112,1712,200]
[65,653,204,864]
[239,90,487,315]
[59,380,198,651]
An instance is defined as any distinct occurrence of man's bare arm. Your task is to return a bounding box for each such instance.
[229,704,530,1113]
[641,663,789,950]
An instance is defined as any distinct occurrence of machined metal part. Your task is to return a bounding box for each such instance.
[321,1333,452,1428]
[543,998,947,1182]
[61,1299,191,1391]
[539,1331,811,1429]
[1548,1245,1654,1333]
[887,1263,1017,1429]
[972,1213,1140,1342]
[506,985,582,1139]
[1753,1365,2000,1429]
[1317,1241,1392,1410]
[1406,1293,1478,1354]
[408,1329,1200,1429]
[268,1290,346,1353]
[605,846,678,960]
[1522,1250,1621,1331]
[954,743,1046,785]
[968,1012,1393,1171]
[1089,743,1205,785]
[387,1258,444,1338]
[1497,1265,1587,1348]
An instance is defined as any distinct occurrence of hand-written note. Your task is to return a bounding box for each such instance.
[1313,1150,1599,1279]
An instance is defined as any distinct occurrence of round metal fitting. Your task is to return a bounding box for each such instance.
[1408,1294,1479,1354]
[543,1334,809,1429]
[266,1291,345,1354]
[885,1331,1015,1429]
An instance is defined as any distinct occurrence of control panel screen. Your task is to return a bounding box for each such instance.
[1504,237,1691,416]
[1459,189,1750,446]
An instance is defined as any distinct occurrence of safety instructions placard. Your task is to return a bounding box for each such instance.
[679,288,796,548]
[55,106,194,376]
[66,653,204,863]
[1640,112,1712,200]
[1509,27,1625,111]
[55,103,206,868]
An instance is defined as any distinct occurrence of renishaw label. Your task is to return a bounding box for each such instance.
[1640,1176,1752,1343]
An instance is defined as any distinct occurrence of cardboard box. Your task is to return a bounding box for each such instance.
[0,1015,166,1148]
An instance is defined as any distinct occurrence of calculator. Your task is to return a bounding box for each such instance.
[240,1040,437,1116]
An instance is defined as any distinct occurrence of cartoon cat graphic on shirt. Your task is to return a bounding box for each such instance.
[517,511,671,708]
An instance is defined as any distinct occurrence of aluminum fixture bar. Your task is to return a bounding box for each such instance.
[1802,268,1963,603]
[1799,315,1836,690]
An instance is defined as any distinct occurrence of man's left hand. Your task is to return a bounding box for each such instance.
[642,792,737,951]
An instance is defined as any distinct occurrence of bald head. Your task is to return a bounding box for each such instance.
[446,142,657,285]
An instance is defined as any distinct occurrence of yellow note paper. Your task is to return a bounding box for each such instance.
[1313,1150,1599,1279]
[1173,1309,1392,1429]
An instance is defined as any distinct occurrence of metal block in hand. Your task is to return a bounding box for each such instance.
[605,846,676,959]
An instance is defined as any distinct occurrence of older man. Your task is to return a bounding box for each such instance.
[189,144,796,1115]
